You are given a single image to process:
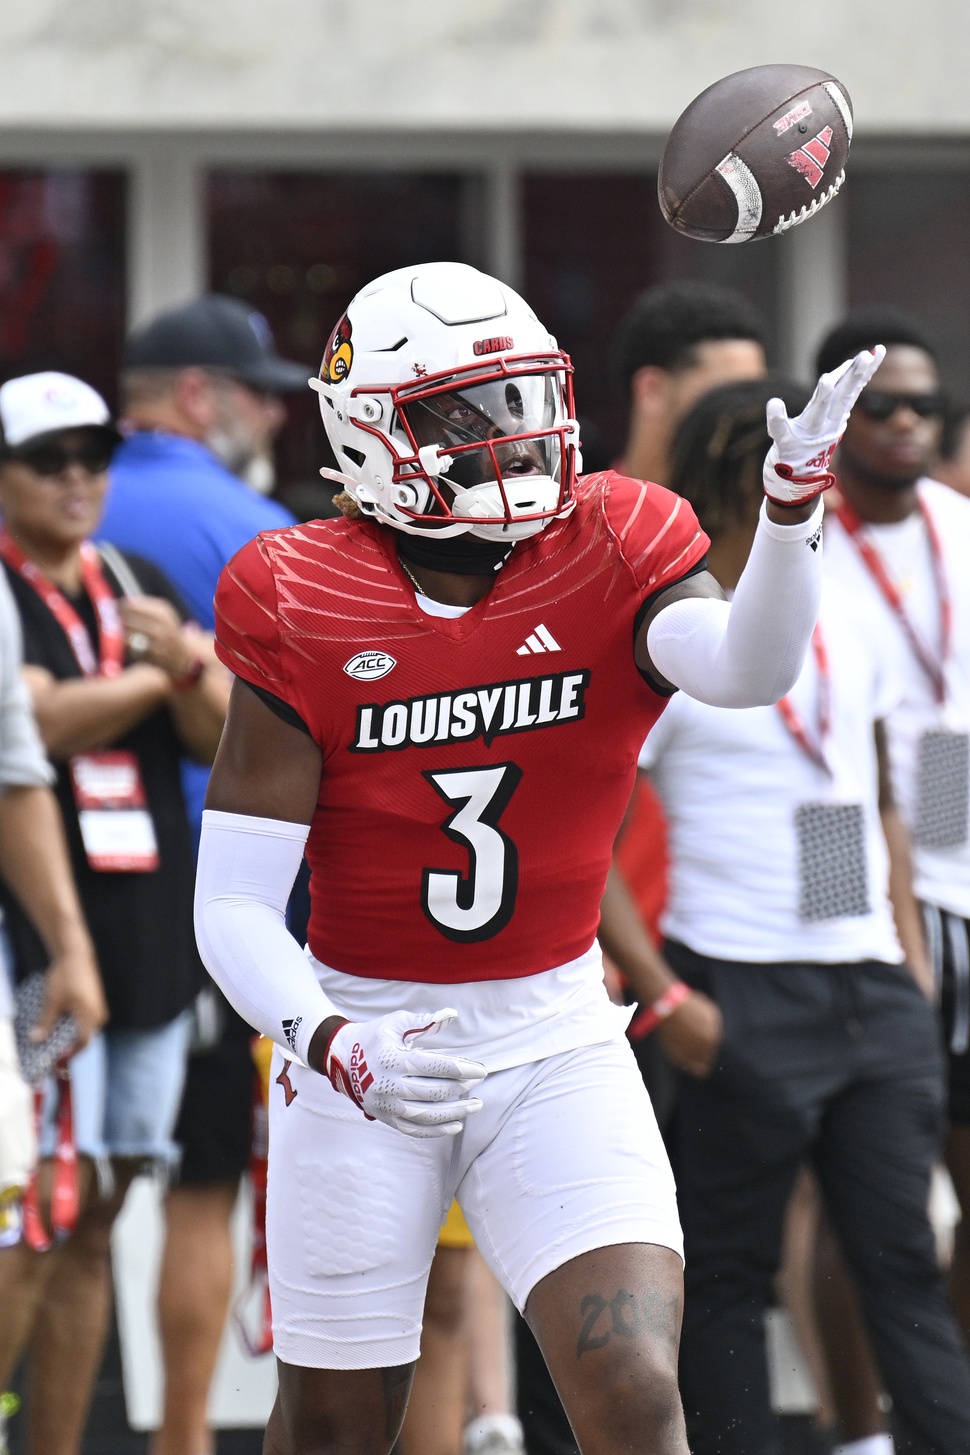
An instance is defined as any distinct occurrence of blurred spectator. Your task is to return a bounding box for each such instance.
[0,564,106,1455]
[612,279,766,487]
[0,371,226,1455]
[820,312,970,1364]
[103,293,302,840]
[0,556,105,1213]
[935,399,970,498]
[608,282,769,1111]
[98,295,304,1455]
[645,376,970,1455]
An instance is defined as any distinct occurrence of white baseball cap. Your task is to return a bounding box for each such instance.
[0,371,114,450]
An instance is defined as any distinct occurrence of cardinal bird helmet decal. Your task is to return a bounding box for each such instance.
[320,314,354,383]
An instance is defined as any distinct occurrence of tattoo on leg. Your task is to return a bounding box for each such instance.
[576,1287,679,1359]
[382,1362,414,1440]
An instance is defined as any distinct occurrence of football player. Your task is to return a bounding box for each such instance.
[194,262,880,1455]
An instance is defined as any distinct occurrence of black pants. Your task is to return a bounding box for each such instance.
[923,901,970,1125]
[667,942,970,1455]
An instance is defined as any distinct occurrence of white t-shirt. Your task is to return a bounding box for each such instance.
[824,479,970,918]
[639,580,903,965]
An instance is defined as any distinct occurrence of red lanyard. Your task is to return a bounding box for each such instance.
[776,627,831,773]
[0,531,125,678]
[234,1049,273,1357]
[834,493,951,704]
[21,1072,80,1253]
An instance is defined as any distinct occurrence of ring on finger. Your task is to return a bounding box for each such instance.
[127,631,150,657]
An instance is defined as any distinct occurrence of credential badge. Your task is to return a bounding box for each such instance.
[344,649,397,682]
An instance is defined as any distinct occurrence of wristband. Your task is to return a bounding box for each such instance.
[628,980,692,1042]
[173,655,205,691]
[318,1017,350,1082]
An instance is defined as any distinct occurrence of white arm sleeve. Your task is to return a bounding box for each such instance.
[646,497,822,709]
[194,809,338,1067]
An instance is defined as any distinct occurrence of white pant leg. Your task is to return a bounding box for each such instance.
[265,1045,453,1370]
[457,1037,683,1313]
[264,1035,681,1369]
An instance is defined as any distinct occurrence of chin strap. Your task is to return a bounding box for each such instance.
[398,534,514,576]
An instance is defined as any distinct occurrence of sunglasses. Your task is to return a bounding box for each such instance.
[855,390,945,422]
[10,436,115,478]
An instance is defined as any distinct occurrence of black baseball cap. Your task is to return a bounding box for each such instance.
[122,294,310,393]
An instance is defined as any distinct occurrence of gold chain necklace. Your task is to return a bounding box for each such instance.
[398,556,426,595]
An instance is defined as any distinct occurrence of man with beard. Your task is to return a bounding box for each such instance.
[820,310,970,1357]
[98,296,305,1455]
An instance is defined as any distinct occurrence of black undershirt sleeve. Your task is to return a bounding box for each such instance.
[241,678,313,736]
[632,554,710,697]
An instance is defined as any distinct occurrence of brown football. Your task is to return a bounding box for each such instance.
[659,64,853,243]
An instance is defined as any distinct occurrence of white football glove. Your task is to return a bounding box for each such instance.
[323,1007,486,1138]
[763,345,886,506]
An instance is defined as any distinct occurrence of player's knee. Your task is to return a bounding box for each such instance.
[579,1342,683,1453]
[597,1363,684,1454]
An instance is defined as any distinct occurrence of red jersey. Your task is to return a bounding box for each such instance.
[214,470,707,984]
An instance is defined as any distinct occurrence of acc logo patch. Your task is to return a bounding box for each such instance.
[344,649,397,682]
[320,314,354,383]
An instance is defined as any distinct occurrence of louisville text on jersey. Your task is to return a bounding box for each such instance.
[351,668,591,753]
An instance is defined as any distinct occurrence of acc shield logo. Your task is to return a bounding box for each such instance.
[320,314,354,383]
[344,649,397,682]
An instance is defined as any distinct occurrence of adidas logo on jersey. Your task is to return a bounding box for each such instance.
[281,1016,302,1053]
[351,668,591,753]
[516,623,561,656]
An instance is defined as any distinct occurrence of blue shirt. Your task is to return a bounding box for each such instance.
[98,432,294,842]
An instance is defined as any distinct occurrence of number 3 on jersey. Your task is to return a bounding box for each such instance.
[421,763,523,943]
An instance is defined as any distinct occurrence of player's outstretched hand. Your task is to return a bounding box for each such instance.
[763,344,886,507]
[323,1008,486,1138]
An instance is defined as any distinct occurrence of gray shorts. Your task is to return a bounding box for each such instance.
[40,1012,191,1168]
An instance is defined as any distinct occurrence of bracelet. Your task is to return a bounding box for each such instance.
[628,980,692,1042]
[172,655,205,691]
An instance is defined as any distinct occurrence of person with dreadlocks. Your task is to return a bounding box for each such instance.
[634,375,970,1455]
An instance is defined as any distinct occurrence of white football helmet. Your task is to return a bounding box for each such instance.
[309,262,581,541]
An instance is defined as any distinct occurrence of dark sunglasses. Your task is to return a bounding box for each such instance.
[10,435,116,478]
[855,390,945,422]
